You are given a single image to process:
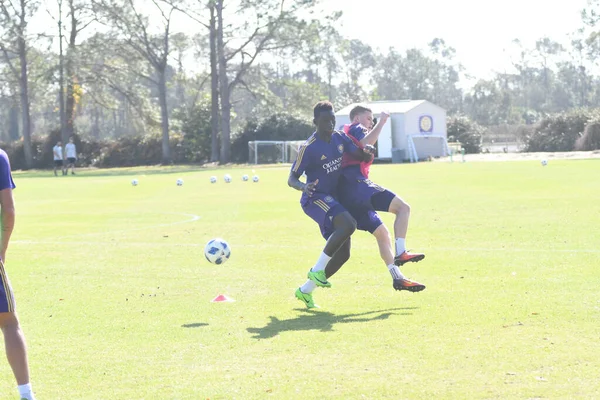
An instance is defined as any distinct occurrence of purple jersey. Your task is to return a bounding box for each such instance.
[347,123,367,142]
[291,131,359,203]
[0,150,16,191]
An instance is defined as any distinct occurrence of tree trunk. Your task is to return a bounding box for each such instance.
[58,0,67,145]
[209,3,219,162]
[92,107,99,138]
[157,69,171,164]
[216,0,230,164]
[18,35,33,169]
[9,102,19,141]
[65,0,78,139]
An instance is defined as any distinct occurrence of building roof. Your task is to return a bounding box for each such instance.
[337,100,442,116]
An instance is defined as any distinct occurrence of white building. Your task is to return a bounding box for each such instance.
[336,100,449,162]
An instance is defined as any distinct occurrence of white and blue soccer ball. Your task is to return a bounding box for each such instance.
[541,159,548,166]
[131,179,139,186]
[210,176,217,183]
[252,175,259,183]
[224,174,232,183]
[242,174,249,182]
[204,238,231,265]
[176,178,184,186]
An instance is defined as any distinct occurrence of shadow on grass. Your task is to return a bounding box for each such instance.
[181,322,209,328]
[246,307,417,339]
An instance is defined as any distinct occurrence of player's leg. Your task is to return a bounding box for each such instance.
[324,237,351,279]
[306,210,355,287]
[0,264,36,400]
[297,237,352,308]
[371,224,425,292]
[371,190,425,266]
[296,200,356,308]
[354,207,425,292]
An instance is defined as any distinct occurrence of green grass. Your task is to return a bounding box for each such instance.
[1,159,599,399]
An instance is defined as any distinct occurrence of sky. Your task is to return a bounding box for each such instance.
[30,0,593,86]
[325,0,591,81]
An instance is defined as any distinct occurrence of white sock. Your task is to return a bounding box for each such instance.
[300,280,317,294]
[395,238,406,255]
[387,264,405,280]
[311,252,332,272]
[18,383,35,400]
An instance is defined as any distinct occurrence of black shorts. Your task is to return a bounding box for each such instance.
[54,160,63,167]
[67,157,76,164]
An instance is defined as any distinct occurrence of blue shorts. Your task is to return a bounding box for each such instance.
[302,193,348,239]
[347,206,383,233]
[0,261,16,313]
[338,176,396,212]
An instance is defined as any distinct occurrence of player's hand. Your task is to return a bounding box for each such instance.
[361,148,374,162]
[364,144,376,155]
[303,179,318,197]
[379,111,390,124]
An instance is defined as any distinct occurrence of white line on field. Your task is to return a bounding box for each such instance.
[14,212,201,243]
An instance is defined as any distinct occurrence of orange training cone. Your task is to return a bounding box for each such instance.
[211,294,235,302]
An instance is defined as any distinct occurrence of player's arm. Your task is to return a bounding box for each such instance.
[360,112,390,146]
[0,187,15,263]
[343,134,374,162]
[288,145,318,196]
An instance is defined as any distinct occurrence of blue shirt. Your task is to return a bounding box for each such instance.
[291,131,359,202]
[346,123,368,142]
[342,123,371,180]
[0,150,16,191]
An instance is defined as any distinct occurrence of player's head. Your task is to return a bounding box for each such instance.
[56,140,62,146]
[350,105,374,129]
[69,136,74,143]
[313,101,335,135]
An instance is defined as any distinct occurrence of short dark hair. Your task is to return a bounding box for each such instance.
[313,101,334,120]
[349,105,372,120]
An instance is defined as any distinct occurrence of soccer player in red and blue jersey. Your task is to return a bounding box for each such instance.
[288,101,373,308]
[339,105,425,292]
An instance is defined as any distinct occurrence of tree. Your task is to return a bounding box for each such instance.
[337,38,374,103]
[65,0,94,139]
[93,0,180,164]
[534,37,563,106]
[0,0,39,168]
[213,0,320,163]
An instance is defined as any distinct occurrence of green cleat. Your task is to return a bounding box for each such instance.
[307,269,331,288]
[295,288,319,309]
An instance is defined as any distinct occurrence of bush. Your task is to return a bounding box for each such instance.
[172,104,213,164]
[231,114,313,162]
[575,118,600,151]
[446,115,484,154]
[524,109,600,152]
[94,135,192,168]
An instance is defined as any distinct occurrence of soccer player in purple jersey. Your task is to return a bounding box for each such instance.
[288,101,373,308]
[339,105,425,292]
[0,149,37,400]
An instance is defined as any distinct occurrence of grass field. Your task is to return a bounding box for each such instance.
[1,159,599,399]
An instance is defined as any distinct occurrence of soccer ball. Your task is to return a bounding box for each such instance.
[252,175,259,182]
[131,179,139,186]
[242,174,249,181]
[224,174,232,183]
[210,176,217,183]
[204,238,231,265]
[176,178,184,186]
[541,159,548,166]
